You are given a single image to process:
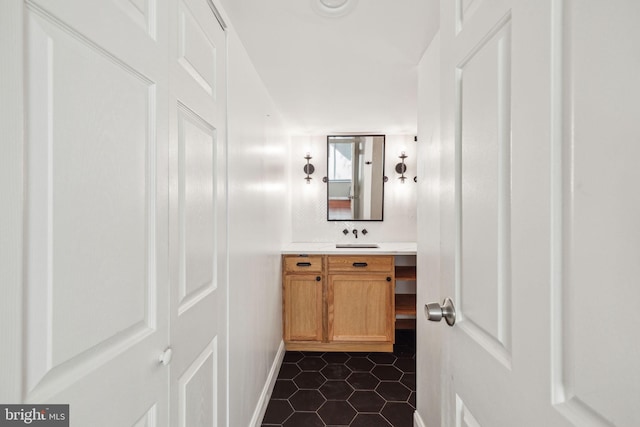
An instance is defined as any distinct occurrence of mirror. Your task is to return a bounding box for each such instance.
[327,135,385,221]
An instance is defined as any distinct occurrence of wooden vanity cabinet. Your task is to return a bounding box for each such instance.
[283,254,395,352]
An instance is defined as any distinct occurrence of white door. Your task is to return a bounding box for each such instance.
[167,0,227,426]
[422,0,640,426]
[2,0,171,424]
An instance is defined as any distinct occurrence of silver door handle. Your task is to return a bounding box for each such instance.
[425,298,456,326]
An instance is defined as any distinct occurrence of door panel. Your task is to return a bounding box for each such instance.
[22,0,169,424]
[27,9,152,371]
[177,104,217,312]
[440,0,555,425]
[552,2,640,425]
[132,405,158,427]
[458,17,512,364]
[168,0,226,426]
[178,339,217,427]
[431,0,640,425]
[455,395,481,427]
[113,0,156,38]
[177,0,217,96]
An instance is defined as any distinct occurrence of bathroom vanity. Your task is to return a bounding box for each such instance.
[281,243,416,352]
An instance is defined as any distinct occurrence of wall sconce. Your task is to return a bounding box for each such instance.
[395,152,408,183]
[303,153,315,183]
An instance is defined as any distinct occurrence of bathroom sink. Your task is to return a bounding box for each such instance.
[335,243,380,248]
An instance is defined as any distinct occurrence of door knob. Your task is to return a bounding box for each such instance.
[425,298,456,326]
[159,347,173,366]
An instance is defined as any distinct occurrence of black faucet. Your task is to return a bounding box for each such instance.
[353,229,358,239]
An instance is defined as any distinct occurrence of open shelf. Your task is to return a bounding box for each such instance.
[395,293,416,316]
[395,265,416,281]
[394,259,416,330]
[395,294,416,329]
[395,319,416,330]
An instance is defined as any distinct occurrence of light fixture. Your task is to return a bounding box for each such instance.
[311,0,358,18]
[320,0,348,7]
[395,152,408,183]
[304,153,315,184]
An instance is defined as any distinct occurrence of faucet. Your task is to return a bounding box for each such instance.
[353,229,358,239]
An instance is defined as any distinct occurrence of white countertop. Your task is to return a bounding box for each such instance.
[282,242,417,255]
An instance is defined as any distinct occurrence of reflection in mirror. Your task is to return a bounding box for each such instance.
[327,135,385,221]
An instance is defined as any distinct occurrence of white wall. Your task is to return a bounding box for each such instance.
[226,30,290,427]
[290,134,417,242]
[416,33,442,427]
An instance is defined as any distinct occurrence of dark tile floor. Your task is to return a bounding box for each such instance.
[262,330,416,427]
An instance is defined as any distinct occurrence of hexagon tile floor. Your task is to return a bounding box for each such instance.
[261,330,416,427]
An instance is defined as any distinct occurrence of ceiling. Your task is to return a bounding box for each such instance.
[218,0,440,135]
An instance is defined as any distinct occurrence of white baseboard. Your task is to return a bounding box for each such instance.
[249,340,286,427]
[414,410,428,427]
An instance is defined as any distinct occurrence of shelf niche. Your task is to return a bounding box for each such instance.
[394,263,416,330]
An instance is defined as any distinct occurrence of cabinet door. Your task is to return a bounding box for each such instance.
[328,274,394,343]
[283,274,323,342]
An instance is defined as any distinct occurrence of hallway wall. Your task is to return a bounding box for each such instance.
[226,30,291,427]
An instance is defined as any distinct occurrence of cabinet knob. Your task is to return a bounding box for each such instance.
[316,276,321,281]
[386,277,391,282]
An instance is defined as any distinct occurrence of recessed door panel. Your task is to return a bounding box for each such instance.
[177,105,216,313]
[457,18,512,363]
[177,0,216,96]
[114,0,157,38]
[178,340,217,427]
[132,405,158,427]
[26,9,154,374]
[21,0,170,424]
[552,2,640,425]
[456,0,482,34]
[455,395,482,427]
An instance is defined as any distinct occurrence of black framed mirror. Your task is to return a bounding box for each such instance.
[326,135,385,221]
